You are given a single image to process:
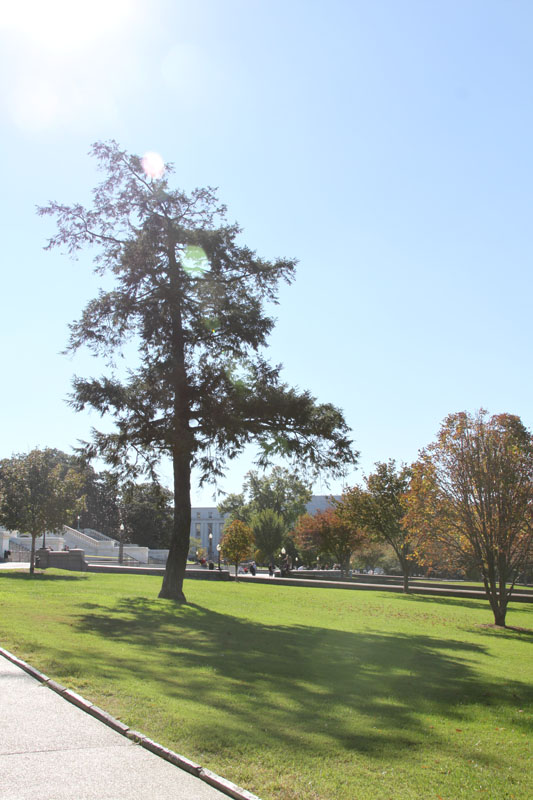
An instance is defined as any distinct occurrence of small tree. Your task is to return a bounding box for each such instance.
[405,410,533,626]
[220,520,255,580]
[291,512,322,565]
[218,467,312,526]
[352,541,396,573]
[293,507,365,576]
[341,461,414,592]
[77,469,120,536]
[121,481,173,548]
[0,449,85,574]
[250,508,285,564]
[187,536,202,560]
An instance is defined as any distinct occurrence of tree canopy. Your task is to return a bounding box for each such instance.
[405,410,533,626]
[121,481,173,549]
[341,461,413,592]
[250,508,286,562]
[292,506,366,574]
[0,449,85,573]
[40,141,357,600]
[218,466,313,560]
[220,520,255,580]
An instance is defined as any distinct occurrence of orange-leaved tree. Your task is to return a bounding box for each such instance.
[404,410,533,626]
[293,506,366,576]
[220,520,255,581]
[291,513,321,565]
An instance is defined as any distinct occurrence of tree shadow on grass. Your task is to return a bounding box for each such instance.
[476,623,533,639]
[393,591,533,615]
[0,571,88,582]
[69,597,533,768]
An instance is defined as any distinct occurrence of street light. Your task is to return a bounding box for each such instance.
[280,546,287,577]
[208,531,213,561]
[119,523,125,565]
[216,543,221,570]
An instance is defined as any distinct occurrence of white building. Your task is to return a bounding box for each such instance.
[190,507,227,556]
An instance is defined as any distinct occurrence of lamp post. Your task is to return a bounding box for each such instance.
[208,532,213,561]
[280,546,287,577]
[119,523,125,565]
[216,543,221,570]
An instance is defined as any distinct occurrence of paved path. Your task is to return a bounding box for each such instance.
[0,654,250,800]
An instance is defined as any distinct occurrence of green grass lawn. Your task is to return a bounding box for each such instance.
[1,571,531,800]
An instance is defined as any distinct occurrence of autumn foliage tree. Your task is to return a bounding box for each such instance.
[293,506,366,575]
[39,141,357,602]
[405,410,533,626]
[220,520,255,580]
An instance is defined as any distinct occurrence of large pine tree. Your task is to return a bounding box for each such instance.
[40,141,357,601]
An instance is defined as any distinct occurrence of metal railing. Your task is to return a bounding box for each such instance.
[85,551,142,566]
[7,539,31,563]
[79,527,118,544]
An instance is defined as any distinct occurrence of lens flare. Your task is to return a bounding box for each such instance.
[201,317,220,334]
[181,245,210,277]
[141,151,165,179]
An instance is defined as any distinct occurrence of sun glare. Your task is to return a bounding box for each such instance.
[141,151,165,179]
[1,0,134,52]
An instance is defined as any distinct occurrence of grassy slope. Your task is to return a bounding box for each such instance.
[0,570,531,800]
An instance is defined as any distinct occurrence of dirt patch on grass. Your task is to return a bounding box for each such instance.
[479,623,533,635]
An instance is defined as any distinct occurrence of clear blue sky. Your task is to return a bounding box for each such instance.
[1,0,532,505]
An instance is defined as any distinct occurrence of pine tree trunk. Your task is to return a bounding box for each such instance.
[159,256,192,602]
[158,447,191,602]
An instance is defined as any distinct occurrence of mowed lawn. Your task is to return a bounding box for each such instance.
[0,571,531,800]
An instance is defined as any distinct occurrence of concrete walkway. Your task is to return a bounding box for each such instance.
[0,653,255,800]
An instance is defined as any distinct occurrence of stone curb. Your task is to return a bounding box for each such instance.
[199,768,261,800]
[0,647,261,800]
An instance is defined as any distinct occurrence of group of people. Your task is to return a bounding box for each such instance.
[237,561,257,575]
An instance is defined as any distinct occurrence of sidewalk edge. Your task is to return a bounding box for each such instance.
[0,647,261,800]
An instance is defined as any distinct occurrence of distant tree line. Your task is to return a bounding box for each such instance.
[0,449,174,570]
[2,410,532,627]
[221,411,533,628]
